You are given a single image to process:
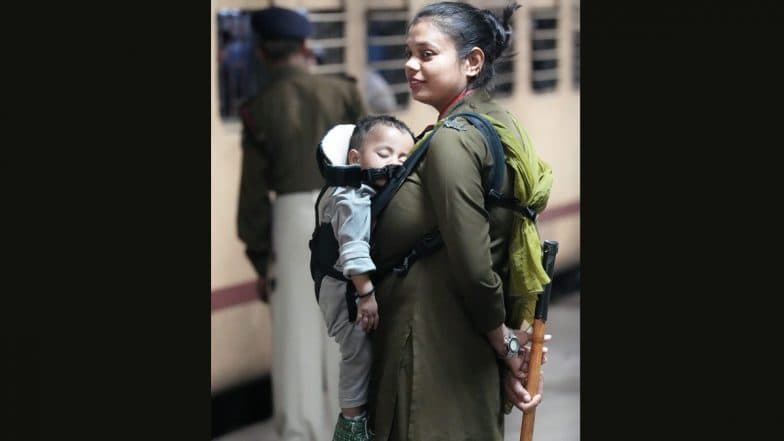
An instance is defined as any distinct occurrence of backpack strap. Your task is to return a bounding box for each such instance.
[450,112,537,222]
[449,112,506,203]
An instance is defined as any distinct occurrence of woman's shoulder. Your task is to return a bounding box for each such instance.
[423,122,490,176]
[429,111,512,159]
[429,117,487,154]
[472,98,519,126]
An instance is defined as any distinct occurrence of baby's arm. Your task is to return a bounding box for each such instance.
[351,274,378,332]
[332,186,379,331]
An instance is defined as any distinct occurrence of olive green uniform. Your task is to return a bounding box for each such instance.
[368,91,523,441]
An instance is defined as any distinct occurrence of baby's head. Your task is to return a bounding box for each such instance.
[347,116,415,183]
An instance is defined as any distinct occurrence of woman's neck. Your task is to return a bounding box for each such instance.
[437,88,474,120]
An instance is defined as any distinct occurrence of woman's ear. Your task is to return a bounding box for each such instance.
[464,47,485,79]
[347,148,361,165]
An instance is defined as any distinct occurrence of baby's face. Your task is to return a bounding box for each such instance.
[352,125,414,171]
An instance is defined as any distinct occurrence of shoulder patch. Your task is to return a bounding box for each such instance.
[443,118,467,131]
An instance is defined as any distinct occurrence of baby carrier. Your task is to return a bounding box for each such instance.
[308,113,540,323]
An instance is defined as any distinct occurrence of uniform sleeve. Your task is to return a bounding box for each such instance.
[236,105,272,276]
[421,127,506,333]
[331,187,375,277]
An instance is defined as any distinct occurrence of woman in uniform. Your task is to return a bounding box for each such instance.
[367,2,553,440]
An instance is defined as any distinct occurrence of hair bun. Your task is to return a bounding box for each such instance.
[484,3,520,59]
[502,28,512,48]
[481,10,505,59]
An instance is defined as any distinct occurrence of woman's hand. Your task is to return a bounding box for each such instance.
[516,328,551,367]
[487,325,551,369]
[487,323,551,411]
[501,326,551,412]
[351,275,378,332]
[503,367,544,413]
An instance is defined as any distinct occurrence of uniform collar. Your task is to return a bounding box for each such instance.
[437,88,472,119]
[437,89,492,121]
[415,90,493,139]
[267,64,309,81]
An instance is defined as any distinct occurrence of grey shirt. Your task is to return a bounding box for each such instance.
[318,184,377,277]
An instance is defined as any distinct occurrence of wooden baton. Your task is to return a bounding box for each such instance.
[520,240,559,441]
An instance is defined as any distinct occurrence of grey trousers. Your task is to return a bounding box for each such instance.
[318,275,372,409]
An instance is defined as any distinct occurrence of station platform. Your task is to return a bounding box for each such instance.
[215,292,580,441]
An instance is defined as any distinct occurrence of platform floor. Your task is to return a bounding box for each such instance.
[216,292,580,441]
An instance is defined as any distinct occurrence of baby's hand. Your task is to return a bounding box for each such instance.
[356,294,379,332]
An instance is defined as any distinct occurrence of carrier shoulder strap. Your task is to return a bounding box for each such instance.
[308,185,356,321]
[313,185,330,228]
[372,112,537,283]
[371,124,443,220]
[310,185,349,282]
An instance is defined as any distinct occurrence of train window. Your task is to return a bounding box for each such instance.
[366,9,410,111]
[216,9,264,120]
[531,8,559,93]
[308,10,347,76]
[215,7,347,120]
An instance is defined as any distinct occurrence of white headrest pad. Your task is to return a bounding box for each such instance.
[320,124,356,166]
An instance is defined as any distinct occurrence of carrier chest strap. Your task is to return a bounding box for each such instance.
[322,164,405,189]
[322,166,363,188]
[373,231,444,283]
[392,232,443,276]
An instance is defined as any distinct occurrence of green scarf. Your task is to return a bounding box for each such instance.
[483,114,553,328]
[411,113,553,328]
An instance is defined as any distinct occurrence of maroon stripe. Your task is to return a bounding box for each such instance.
[538,200,580,222]
[211,281,258,312]
[211,199,580,311]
